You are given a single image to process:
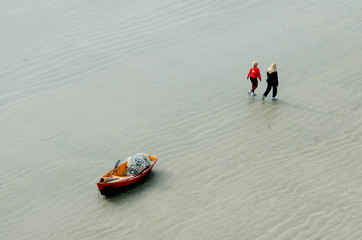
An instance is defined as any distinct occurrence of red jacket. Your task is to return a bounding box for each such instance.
[247,67,261,80]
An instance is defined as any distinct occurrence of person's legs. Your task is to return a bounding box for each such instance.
[250,77,258,92]
[272,86,278,97]
[263,84,272,97]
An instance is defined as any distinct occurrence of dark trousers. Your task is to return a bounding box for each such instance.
[250,77,258,92]
[263,84,277,97]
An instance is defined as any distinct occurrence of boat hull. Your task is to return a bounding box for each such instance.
[98,170,153,195]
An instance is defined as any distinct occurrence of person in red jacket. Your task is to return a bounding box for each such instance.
[246,61,261,96]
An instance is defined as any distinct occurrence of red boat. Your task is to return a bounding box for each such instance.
[97,154,158,195]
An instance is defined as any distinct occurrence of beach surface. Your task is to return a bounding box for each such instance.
[1,0,361,239]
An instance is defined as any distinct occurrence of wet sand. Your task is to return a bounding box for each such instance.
[1,1,361,239]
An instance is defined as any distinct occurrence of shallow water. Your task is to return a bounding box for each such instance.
[1,0,361,239]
